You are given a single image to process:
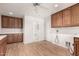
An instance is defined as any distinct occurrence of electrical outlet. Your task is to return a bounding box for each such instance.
[65,42,70,48]
[56,29,59,33]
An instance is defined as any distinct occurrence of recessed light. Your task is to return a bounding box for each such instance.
[9,12,13,15]
[54,4,58,7]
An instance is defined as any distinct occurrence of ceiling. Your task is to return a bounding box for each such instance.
[0,3,76,18]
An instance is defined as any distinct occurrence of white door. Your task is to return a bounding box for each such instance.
[32,19,44,42]
[33,22,39,41]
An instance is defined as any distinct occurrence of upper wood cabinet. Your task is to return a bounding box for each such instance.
[1,15,23,28]
[14,18,23,28]
[56,11,63,27]
[71,4,79,26]
[51,13,57,27]
[51,11,63,27]
[62,8,71,26]
[17,18,23,28]
[9,17,15,28]
[1,16,9,28]
[51,3,79,28]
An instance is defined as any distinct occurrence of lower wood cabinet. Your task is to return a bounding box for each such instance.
[7,34,23,44]
[74,37,79,56]
[0,37,7,56]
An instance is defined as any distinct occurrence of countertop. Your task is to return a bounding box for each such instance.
[73,34,79,37]
[52,33,79,36]
[0,35,7,40]
[0,32,23,34]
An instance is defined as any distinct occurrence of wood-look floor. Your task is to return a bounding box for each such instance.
[5,40,70,56]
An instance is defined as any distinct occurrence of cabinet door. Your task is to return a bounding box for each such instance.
[0,38,7,56]
[13,34,23,42]
[14,18,19,28]
[0,43,6,56]
[7,34,18,43]
[7,34,14,43]
[17,34,23,42]
[63,8,71,26]
[76,44,79,56]
[7,34,23,44]
[14,18,23,28]
[71,4,79,26]
[56,11,63,27]
[1,15,9,28]
[9,17,15,28]
[13,34,18,42]
[18,18,23,28]
[51,12,63,27]
[51,13,57,27]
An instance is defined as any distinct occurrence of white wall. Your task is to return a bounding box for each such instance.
[45,16,79,50]
[23,16,45,44]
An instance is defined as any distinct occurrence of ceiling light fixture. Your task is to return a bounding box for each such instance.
[33,3,40,17]
[9,12,13,15]
[33,3,40,7]
[54,4,58,7]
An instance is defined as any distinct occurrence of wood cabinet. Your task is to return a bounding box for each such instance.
[71,4,79,26]
[74,37,79,56]
[1,15,23,28]
[0,37,7,56]
[51,12,63,27]
[7,34,14,43]
[17,34,23,42]
[9,17,15,28]
[51,13,57,27]
[62,8,71,26]
[7,34,23,44]
[51,3,79,27]
[14,18,23,28]
[19,18,23,28]
[2,16,9,28]
[56,12,63,27]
